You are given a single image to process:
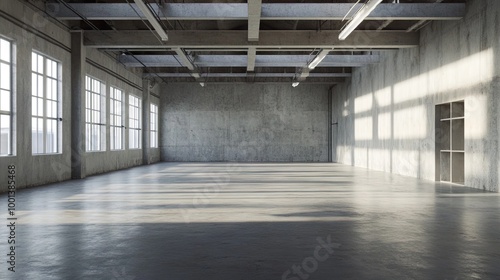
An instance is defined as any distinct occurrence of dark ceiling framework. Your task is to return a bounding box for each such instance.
[48,0,466,85]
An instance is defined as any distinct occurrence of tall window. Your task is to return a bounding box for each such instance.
[150,103,158,148]
[31,52,61,154]
[85,76,106,151]
[129,94,141,149]
[0,38,12,155]
[110,86,124,150]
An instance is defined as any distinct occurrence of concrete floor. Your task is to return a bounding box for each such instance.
[1,163,500,280]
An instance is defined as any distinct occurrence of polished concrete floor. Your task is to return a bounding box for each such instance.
[1,163,500,280]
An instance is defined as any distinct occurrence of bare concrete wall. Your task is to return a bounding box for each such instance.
[332,0,500,192]
[0,1,160,192]
[161,83,329,162]
[0,1,72,191]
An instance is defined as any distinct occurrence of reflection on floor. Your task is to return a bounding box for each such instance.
[1,163,499,280]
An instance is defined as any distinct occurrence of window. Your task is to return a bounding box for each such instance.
[129,94,141,149]
[31,52,61,154]
[110,86,124,150]
[150,103,158,148]
[85,76,106,151]
[0,38,12,155]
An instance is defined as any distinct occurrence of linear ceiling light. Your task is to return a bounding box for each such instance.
[308,49,332,70]
[134,0,168,41]
[338,0,383,41]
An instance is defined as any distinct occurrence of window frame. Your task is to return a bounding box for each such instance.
[128,94,141,150]
[85,75,106,152]
[0,37,13,156]
[109,86,125,150]
[150,103,158,148]
[31,50,62,155]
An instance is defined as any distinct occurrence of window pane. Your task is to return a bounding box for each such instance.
[48,60,56,79]
[50,79,57,100]
[52,61,57,79]
[46,59,52,78]
[46,119,57,153]
[37,97,43,117]
[48,100,57,118]
[0,62,10,90]
[0,39,10,63]
[32,73,37,96]
[0,89,10,112]
[37,55,44,73]
[0,114,10,155]
[32,52,37,72]
[32,97,37,116]
[37,75,43,97]
[32,117,39,153]
[46,77,52,98]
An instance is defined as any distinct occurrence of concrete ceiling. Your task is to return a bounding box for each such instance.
[47,0,466,84]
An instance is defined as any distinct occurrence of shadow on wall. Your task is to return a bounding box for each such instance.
[331,0,499,191]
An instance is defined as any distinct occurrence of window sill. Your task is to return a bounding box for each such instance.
[32,153,62,156]
[0,154,16,158]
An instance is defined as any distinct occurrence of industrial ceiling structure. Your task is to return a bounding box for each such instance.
[46,0,466,85]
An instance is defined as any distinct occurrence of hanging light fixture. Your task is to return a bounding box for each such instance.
[339,0,383,41]
[134,0,169,41]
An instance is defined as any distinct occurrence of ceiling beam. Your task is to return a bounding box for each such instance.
[248,0,262,41]
[144,72,352,78]
[118,54,380,68]
[247,47,256,71]
[144,78,345,84]
[50,3,465,21]
[84,30,419,49]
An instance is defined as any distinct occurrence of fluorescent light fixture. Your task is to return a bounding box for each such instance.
[134,0,168,41]
[191,72,201,79]
[173,48,195,70]
[299,69,310,79]
[308,49,332,70]
[338,0,383,41]
[292,82,300,87]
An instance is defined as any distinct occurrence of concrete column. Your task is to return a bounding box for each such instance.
[328,87,333,163]
[70,31,86,178]
[142,79,151,165]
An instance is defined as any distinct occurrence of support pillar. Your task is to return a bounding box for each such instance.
[328,87,333,163]
[142,79,151,165]
[71,31,86,178]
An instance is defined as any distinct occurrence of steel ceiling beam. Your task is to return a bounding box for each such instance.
[84,30,419,49]
[248,0,262,41]
[144,72,352,78]
[118,54,380,68]
[49,3,465,21]
[247,47,257,71]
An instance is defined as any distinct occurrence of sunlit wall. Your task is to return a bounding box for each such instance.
[332,0,499,192]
